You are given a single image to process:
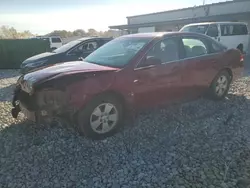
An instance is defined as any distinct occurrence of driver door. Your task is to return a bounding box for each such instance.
[133,37,183,109]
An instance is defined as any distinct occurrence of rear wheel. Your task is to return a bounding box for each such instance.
[209,70,231,100]
[77,95,124,139]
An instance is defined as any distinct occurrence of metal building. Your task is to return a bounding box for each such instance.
[109,0,250,34]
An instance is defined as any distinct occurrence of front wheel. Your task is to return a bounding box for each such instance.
[209,70,231,100]
[77,95,124,139]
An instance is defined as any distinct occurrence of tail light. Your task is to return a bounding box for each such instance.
[240,54,244,62]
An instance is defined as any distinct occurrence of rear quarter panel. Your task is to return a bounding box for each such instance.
[220,49,243,81]
[198,49,243,87]
[227,49,244,80]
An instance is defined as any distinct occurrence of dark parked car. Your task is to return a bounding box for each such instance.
[20,37,113,74]
[12,32,244,139]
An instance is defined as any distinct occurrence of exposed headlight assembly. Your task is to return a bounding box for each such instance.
[21,80,33,94]
[28,59,48,67]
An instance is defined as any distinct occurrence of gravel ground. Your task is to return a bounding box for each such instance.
[1,70,250,188]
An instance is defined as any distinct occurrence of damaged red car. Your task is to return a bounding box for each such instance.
[12,32,244,139]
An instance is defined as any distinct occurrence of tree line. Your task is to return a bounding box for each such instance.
[0,26,33,39]
[0,26,117,39]
[46,29,115,38]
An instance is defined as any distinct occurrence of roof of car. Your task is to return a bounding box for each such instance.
[183,22,248,27]
[119,32,208,39]
[78,37,113,41]
[120,32,170,38]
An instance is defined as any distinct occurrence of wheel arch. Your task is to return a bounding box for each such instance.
[210,68,233,88]
[96,90,128,111]
[221,67,233,82]
[72,90,129,124]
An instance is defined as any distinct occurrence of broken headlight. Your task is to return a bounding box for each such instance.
[21,80,33,94]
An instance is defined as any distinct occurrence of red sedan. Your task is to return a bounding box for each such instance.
[12,32,244,139]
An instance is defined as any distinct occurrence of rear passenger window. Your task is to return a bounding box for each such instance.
[51,38,62,43]
[182,38,208,58]
[233,24,248,35]
[221,24,248,36]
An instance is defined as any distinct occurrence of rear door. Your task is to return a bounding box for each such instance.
[180,36,221,98]
[133,36,184,109]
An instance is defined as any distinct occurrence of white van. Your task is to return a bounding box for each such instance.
[180,22,249,54]
[36,36,63,50]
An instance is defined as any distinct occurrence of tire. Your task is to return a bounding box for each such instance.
[77,94,124,139]
[209,70,231,100]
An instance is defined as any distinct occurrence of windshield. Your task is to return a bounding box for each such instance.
[53,40,82,53]
[180,24,209,34]
[84,37,151,68]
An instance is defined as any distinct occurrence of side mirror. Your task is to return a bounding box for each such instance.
[143,56,162,67]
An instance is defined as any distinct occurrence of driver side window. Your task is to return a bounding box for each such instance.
[140,38,180,67]
[70,41,98,54]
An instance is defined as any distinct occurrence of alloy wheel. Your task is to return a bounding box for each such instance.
[215,75,228,97]
[90,103,119,134]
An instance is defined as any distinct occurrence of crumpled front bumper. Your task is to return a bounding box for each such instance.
[11,85,37,122]
[11,86,71,123]
[11,85,21,118]
[12,102,36,121]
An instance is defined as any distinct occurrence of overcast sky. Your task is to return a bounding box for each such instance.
[0,0,227,34]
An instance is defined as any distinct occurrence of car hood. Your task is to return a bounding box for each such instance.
[22,52,60,65]
[23,61,119,84]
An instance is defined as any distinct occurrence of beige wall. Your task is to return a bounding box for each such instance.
[128,1,250,25]
[155,25,182,32]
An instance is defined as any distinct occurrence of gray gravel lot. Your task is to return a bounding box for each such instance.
[0,69,250,188]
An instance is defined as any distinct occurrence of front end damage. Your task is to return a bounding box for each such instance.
[12,85,72,124]
[11,64,119,124]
